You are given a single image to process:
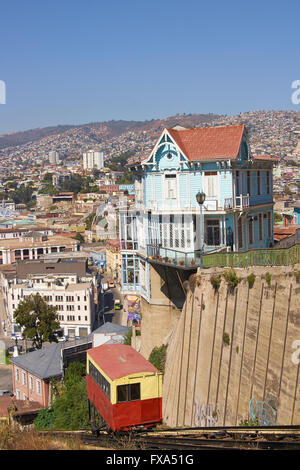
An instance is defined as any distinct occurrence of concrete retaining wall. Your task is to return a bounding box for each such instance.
[162,265,300,426]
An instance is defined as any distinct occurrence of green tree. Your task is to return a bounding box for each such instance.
[14,293,60,349]
[63,361,86,387]
[43,172,53,182]
[274,212,282,223]
[73,232,85,243]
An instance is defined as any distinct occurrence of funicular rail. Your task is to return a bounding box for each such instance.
[39,425,300,450]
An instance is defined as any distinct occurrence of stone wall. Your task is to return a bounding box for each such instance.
[140,264,181,359]
[162,265,300,427]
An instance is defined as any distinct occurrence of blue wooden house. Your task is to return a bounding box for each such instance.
[119,124,276,298]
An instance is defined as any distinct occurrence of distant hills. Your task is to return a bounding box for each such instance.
[0,111,299,162]
[0,114,221,151]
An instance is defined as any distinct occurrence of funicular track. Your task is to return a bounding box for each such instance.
[41,425,300,450]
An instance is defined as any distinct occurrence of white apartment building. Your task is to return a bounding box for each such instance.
[82,150,104,170]
[2,258,99,339]
[49,151,60,164]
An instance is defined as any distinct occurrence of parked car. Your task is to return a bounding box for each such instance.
[0,390,14,397]
[58,336,67,342]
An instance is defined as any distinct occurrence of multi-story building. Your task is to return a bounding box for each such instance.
[105,238,121,279]
[48,151,60,165]
[0,232,80,265]
[83,150,104,171]
[0,226,54,240]
[119,123,276,300]
[3,258,99,339]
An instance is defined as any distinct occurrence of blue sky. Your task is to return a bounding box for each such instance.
[0,0,299,134]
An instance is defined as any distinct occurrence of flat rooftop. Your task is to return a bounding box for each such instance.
[16,258,87,277]
[0,235,78,249]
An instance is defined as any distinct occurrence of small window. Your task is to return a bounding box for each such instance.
[257,171,261,196]
[247,171,251,195]
[117,385,128,403]
[266,171,270,194]
[130,383,141,401]
[116,383,141,403]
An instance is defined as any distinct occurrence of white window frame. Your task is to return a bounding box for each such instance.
[164,174,177,199]
[204,171,218,198]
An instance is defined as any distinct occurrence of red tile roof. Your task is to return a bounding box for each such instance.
[166,124,245,161]
[253,155,280,162]
[274,226,299,235]
[87,344,160,381]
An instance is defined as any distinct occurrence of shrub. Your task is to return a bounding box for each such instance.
[34,408,56,430]
[265,272,272,287]
[247,273,256,288]
[239,417,259,427]
[148,344,168,373]
[223,332,230,346]
[223,269,240,290]
[295,271,300,283]
[122,329,133,345]
[210,275,221,292]
[34,363,90,431]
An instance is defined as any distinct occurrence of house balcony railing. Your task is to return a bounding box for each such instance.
[224,194,250,210]
[141,199,220,212]
[147,245,201,268]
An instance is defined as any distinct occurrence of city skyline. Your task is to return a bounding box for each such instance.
[0,0,299,135]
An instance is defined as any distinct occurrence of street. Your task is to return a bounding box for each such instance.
[97,273,127,327]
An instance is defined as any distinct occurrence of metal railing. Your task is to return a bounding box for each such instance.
[202,243,300,269]
[146,243,300,269]
[224,194,250,210]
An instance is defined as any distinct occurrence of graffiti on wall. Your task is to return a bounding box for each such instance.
[249,397,278,426]
[127,295,141,323]
[194,397,220,427]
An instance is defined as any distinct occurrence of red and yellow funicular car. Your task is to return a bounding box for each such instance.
[86,344,163,432]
